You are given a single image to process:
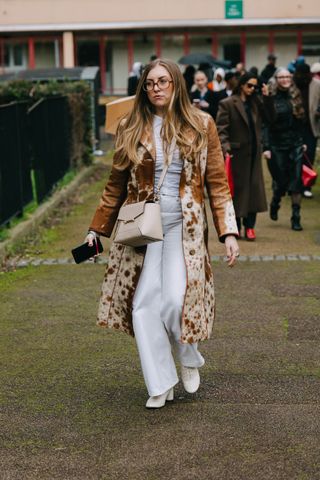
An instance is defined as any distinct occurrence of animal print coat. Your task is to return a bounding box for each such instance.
[89,114,238,344]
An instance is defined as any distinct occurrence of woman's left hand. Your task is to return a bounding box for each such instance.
[225,235,240,267]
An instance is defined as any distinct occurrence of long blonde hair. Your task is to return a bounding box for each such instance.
[114,59,207,168]
[269,67,305,120]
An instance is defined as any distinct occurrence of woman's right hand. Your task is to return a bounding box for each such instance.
[85,231,100,261]
[263,150,271,160]
[85,231,96,246]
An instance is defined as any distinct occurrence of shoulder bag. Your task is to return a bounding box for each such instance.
[302,153,318,188]
[114,140,176,247]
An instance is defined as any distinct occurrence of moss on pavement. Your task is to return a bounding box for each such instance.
[0,260,319,479]
[1,151,319,479]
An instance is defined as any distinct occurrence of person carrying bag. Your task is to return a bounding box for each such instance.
[84,59,239,409]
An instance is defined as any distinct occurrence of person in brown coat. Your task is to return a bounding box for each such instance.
[216,72,274,240]
[85,59,239,409]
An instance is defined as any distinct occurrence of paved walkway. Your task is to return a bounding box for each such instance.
[5,160,320,268]
[8,253,320,269]
[0,155,320,479]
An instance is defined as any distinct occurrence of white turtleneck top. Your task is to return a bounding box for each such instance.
[153,115,183,197]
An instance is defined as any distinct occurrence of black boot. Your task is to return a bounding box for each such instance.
[291,204,303,231]
[270,197,281,221]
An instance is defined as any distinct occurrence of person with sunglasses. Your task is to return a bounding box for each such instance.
[216,72,274,240]
[86,59,239,409]
[263,68,306,230]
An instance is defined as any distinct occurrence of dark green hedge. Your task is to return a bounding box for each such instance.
[0,80,93,167]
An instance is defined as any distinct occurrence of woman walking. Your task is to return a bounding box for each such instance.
[190,70,216,118]
[216,72,273,240]
[263,68,306,230]
[86,59,239,409]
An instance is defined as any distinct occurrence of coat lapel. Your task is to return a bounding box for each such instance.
[140,123,156,160]
[233,96,249,127]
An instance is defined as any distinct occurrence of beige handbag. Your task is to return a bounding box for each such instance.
[114,140,176,247]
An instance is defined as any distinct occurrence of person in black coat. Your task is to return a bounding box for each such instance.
[260,53,277,84]
[263,68,306,231]
[127,62,143,96]
[190,70,216,118]
[183,65,196,93]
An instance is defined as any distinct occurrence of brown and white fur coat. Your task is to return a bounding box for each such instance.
[89,113,238,344]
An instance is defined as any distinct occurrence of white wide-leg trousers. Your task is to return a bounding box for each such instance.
[132,194,205,396]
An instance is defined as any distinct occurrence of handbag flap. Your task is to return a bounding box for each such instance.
[117,200,148,222]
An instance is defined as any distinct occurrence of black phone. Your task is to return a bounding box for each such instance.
[71,237,103,264]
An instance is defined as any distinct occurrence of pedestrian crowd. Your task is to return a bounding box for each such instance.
[128,54,320,240]
[184,54,320,240]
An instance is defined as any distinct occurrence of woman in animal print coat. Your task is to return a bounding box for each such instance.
[86,59,239,408]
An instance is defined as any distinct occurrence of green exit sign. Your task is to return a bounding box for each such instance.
[225,0,243,19]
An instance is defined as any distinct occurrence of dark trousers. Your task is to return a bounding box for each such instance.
[267,145,303,197]
[236,213,257,231]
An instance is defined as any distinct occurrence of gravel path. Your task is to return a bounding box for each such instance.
[0,156,319,479]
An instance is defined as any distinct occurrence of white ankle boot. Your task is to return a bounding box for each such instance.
[181,366,200,393]
[146,387,174,409]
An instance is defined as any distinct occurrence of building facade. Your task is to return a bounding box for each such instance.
[0,0,320,94]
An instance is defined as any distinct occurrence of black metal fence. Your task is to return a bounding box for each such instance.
[0,96,71,226]
[29,96,70,203]
[0,101,32,225]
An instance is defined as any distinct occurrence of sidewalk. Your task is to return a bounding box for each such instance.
[5,160,320,266]
[0,158,319,479]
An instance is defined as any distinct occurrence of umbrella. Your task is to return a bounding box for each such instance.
[105,95,135,135]
[178,53,231,69]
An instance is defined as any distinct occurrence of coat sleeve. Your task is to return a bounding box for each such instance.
[205,116,239,242]
[310,79,320,138]
[256,94,276,124]
[215,99,232,155]
[88,155,130,237]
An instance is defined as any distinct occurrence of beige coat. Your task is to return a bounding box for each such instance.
[309,78,320,138]
[89,113,238,344]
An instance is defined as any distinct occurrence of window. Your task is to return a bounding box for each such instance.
[3,43,27,69]
[302,40,320,56]
[13,44,23,66]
